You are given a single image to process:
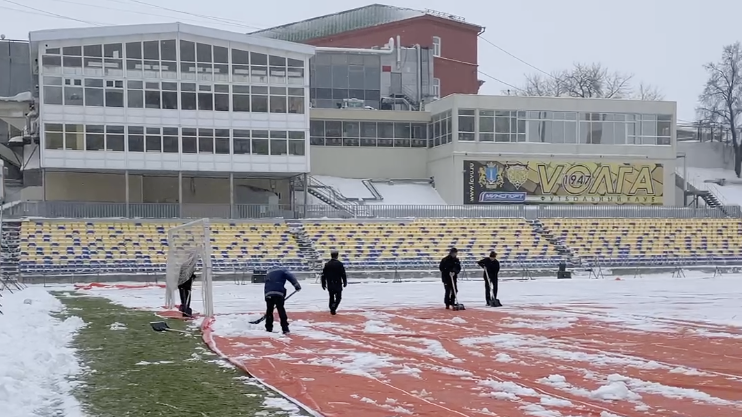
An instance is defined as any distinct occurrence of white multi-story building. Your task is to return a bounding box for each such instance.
[29,23,314,209]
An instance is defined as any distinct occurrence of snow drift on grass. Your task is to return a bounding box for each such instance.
[0,287,85,417]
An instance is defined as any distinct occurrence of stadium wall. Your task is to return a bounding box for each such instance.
[311,147,427,178]
[41,171,290,204]
[677,141,734,170]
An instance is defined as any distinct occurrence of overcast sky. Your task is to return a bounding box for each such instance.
[1,0,738,122]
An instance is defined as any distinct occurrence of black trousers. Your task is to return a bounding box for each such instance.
[443,278,458,306]
[265,294,289,332]
[328,289,342,312]
[485,279,498,304]
[177,277,193,312]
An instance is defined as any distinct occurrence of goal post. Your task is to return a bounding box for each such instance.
[165,218,214,318]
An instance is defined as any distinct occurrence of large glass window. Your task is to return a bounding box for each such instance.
[233,129,251,154]
[127,126,144,152]
[198,128,214,153]
[270,130,288,155]
[310,120,325,146]
[163,127,179,153]
[458,109,475,141]
[288,88,305,114]
[479,110,495,142]
[233,85,250,112]
[215,129,230,154]
[214,84,229,111]
[252,130,269,155]
[232,48,250,83]
[308,120,424,148]
[252,86,268,112]
[62,46,83,76]
[287,58,304,86]
[43,76,63,105]
[145,127,162,152]
[63,78,83,106]
[41,49,62,76]
[429,111,452,147]
[198,85,213,111]
[106,125,125,151]
[104,43,123,77]
[269,55,287,84]
[269,87,287,113]
[251,52,268,84]
[85,125,105,151]
[83,44,103,77]
[288,131,306,155]
[180,40,196,81]
[182,128,197,153]
[181,82,197,110]
[105,79,124,107]
[44,123,64,150]
[145,82,161,109]
[309,52,380,109]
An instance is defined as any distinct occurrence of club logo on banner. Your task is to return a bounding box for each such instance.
[464,160,664,205]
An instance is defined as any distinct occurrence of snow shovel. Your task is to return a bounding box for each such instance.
[449,272,465,311]
[484,269,502,307]
[250,290,298,325]
[149,321,189,333]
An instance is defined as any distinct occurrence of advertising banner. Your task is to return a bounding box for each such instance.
[463,160,663,205]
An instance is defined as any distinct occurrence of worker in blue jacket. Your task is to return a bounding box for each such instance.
[264,266,301,334]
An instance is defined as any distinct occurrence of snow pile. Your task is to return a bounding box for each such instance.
[312,176,373,199]
[368,181,446,205]
[678,166,742,206]
[310,175,446,205]
[0,287,85,417]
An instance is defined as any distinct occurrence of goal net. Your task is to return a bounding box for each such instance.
[165,218,214,318]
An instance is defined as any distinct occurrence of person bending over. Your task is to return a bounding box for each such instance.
[439,247,462,309]
[178,270,195,318]
[264,266,302,334]
[477,251,501,306]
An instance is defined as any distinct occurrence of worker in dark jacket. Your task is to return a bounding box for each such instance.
[439,248,462,309]
[321,250,348,315]
[478,251,501,306]
[263,266,301,334]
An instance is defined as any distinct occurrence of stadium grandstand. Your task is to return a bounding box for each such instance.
[1,3,742,287]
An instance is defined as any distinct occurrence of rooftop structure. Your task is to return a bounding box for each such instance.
[250,4,482,43]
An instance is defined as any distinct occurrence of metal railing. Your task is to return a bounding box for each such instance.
[2,200,739,220]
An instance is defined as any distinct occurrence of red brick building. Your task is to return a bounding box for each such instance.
[251,4,484,98]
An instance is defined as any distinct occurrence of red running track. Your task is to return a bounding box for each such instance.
[198,306,742,417]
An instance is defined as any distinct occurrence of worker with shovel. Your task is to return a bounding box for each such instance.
[439,248,463,310]
[478,251,502,307]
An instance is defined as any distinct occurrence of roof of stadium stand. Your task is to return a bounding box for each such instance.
[28,22,314,56]
[249,4,483,43]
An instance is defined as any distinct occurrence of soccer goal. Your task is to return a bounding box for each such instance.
[164,218,214,318]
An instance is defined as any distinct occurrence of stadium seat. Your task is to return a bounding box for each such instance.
[18,220,306,275]
[540,218,742,266]
[302,218,560,271]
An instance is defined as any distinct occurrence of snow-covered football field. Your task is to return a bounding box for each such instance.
[2,271,742,416]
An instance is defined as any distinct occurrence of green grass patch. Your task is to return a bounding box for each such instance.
[55,292,308,417]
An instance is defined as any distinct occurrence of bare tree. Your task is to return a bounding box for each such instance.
[697,42,742,177]
[511,62,663,100]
